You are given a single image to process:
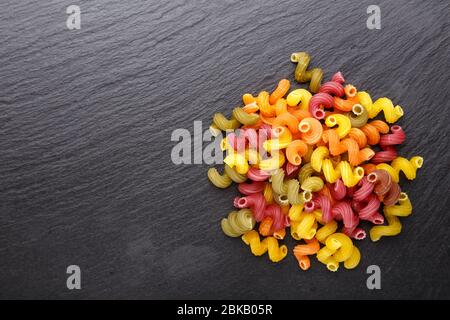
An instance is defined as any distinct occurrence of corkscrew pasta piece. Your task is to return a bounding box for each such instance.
[376,156,424,182]
[273,113,300,133]
[291,213,317,240]
[286,139,308,165]
[369,193,412,241]
[325,114,352,139]
[358,91,404,123]
[301,176,324,192]
[223,153,249,175]
[269,79,290,104]
[291,51,323,93]
[333,96,356,112]
[263,127,292,151]
[286,89,312,109]
[360,120,390,145]
[232,107,260,125]
[344,84,357,98]
[346,104,369,128]
[343,246,361,269]
[207,167,232,188]
[319,81,345,97]
[242,231,288,262]
[309,92,333,120]
[256,91,276,117]
[212,112,241,131]
[298,117,323,144]
[298,163,315,184]
[258,150,286,171]
[287,179,313,205]
[316,232,354,271]
[293,238,320,270]
[221,209,256,237]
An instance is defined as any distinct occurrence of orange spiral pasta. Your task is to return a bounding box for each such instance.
[275,98,288,115]
[333,96,356,112]
[273,112,300,133]
[257,91,276,117]
[286,140,308,166]
[348,128,368,148]
[323,129,375,165]
[344,84,357,98]
[293,238,320,270]
[299,117,323,144]
[360,120,390,145]
[269,79,290,105]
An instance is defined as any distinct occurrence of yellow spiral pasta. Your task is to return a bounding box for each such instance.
[291,212,317,240]
[370,192,413,241]
[325,114,352,139]
[263,127,293,151]
[221,209,256,237]
[258,150,285,171]
[288,204,305,222]
[207,167,232,188]
[357,92,404,123]
[242,230,287,262]
[263,182,274,204]
[286,88,312,109]
[316,233,355,271]
[316,221,338,244]
[343,246,361,270]
[223,153,249,174]
[376,156,423,183]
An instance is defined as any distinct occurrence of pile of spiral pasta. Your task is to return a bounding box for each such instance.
[207,52,423,272]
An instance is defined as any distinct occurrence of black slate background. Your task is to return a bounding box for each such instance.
[1,0,449,299]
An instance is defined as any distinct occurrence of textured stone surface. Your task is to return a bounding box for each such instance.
[0,0,449,299]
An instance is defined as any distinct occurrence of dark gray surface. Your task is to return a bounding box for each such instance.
[0,0,449,299]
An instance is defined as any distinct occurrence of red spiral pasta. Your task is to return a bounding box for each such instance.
[319,81,345,97]
[234,193,289,231]
[309,92,333,120]
[353,177,375,202]
[247,167,271,181]
[313,193,333,223]
[331,71,345,84]
[238,181,266,195]
[379,125,406,146]
[332,201,357,228]
[372,145,398,164]
[328,179,346,200]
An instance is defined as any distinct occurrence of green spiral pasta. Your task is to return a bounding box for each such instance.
[271,168,288,195]
[298,163,316,184]
[291,52,323,93]
[212,112,241,131]
[301,176,324,192]
[207,165,247,188]
[224,164,247,183]
[287,179,313,205]
[273,192,290,206]
[232,107,260,125]
[221,209,255,237]
[346,104,369,128]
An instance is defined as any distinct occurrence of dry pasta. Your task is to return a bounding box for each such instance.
[207,51,423,272]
